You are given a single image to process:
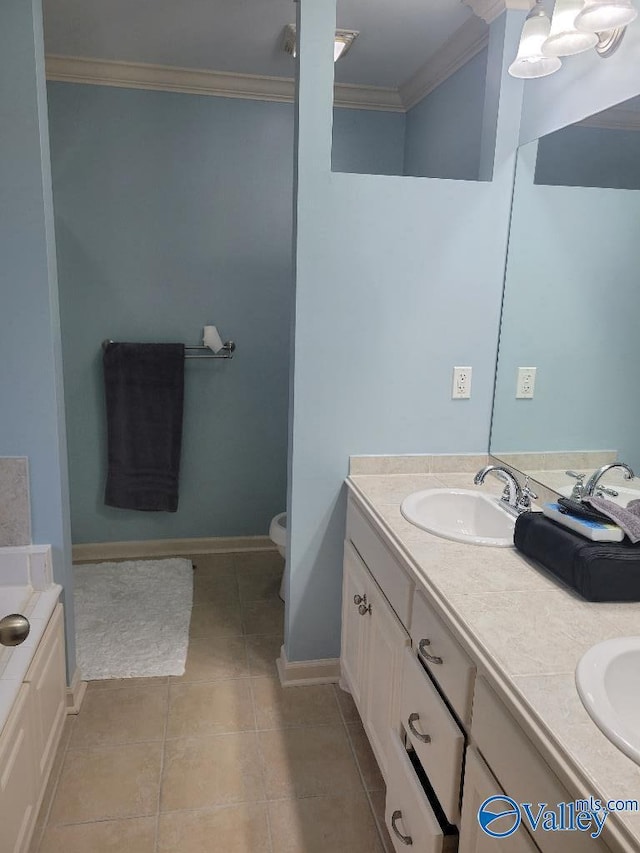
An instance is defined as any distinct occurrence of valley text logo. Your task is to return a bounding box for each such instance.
[478,795,639,840]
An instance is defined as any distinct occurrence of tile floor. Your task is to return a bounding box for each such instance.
[30,551,392,853]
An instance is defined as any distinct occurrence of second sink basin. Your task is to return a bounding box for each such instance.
[576,636,640,766]
[400,489,515,547]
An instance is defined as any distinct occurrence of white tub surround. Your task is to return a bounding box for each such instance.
[345,462,640,853]
[0,545,67,853]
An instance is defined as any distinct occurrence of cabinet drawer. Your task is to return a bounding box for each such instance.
[460,748,540,853]
[399,647,465,826]
[411,590,475,725]
[347,498,413,626]
[385,734,458,853]
[472,678,610,853]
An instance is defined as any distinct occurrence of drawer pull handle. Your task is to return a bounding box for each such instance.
[391,810,413,845]
[358,603,372,616]
[407,712,431,744]
[353,594,366,606]
[419,638,443,665]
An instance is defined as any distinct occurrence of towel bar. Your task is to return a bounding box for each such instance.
[101,340,235,359]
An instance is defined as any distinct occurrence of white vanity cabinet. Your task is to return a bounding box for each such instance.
[0,603,67,853]
[342,492,620,853]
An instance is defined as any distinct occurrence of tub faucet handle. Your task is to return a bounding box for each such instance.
[0,614,30,647]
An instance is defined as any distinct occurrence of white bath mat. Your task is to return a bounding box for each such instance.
[74,558,193,680]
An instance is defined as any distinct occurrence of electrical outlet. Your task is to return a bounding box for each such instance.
[452,366,472,399]
[516,366,536,399]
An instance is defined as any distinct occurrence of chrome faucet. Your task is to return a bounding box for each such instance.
[474,465,537,515]
[583,462,634,498]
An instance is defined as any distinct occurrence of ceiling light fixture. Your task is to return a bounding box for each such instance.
[282,24,359,62]
[508,0,563,77]
[510,0,638,78]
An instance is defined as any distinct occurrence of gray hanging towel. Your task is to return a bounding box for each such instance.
[103,342,185,512]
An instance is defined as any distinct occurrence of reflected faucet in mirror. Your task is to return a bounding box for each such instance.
[583,462,635,498]
[474,465,538,515]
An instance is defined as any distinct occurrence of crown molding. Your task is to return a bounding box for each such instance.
[463,0,530,24]
[45,54,403,112]
[579,107,640,131]
[400,16,489,110]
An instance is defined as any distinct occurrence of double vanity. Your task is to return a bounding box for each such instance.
[341,456,640,852]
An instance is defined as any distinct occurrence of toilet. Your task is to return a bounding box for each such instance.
[269,512,287,601]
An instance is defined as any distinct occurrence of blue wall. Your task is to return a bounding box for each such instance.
[48,84,294,544]
[332,108,405,176]
[286,2,524,661]
[0,1,75,676]
[48,84,410,544]
[404,48,488,180]
[492,141,640,469]
[536,123,640,189]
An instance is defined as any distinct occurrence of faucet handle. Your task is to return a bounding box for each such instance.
[566,471,586,500]
[566,470,586,481]
[517,477,538,512]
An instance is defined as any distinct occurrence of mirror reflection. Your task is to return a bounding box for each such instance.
[330,0,489,179]
[490,94,640,500]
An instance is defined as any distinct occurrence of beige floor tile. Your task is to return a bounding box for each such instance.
[193,571,239,606]
[49,742,163,824]
[369,789,393,853]
[333,684,360,723]
[189,602,243,639]
[171,636,249,683]
[39,817,156,853]
[258,725,363,800]
[167,679,254,738]
[161,732,265,811]
[191,553,235,574]
[157,804,271,853]
[86,676,168,692]
[245,634,282,678]
[241,599,284,637]
[234,550,283,573]
[268,793,384,853]
[251,677,341,730]
[347,722,385,792]
[236,554,284,603]
[69,684,168,749]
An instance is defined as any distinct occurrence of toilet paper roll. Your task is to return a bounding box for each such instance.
[203,325,224,353]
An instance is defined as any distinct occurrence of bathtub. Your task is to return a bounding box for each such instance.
[0,546,66,853]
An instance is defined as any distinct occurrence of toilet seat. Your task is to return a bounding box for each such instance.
[269,512,287,549]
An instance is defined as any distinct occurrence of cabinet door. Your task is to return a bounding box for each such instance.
[0,685,38,853]
[24,605,66,788]
[460,748,540,853]
[363,579,410,779]
[341,542,373,712]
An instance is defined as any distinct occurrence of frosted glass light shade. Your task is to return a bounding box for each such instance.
[543,0,599,54]
[575,0,638,31]
[509,7,563,77]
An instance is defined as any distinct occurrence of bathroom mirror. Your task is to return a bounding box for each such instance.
[490,94,640,498]
[330,0,489,178]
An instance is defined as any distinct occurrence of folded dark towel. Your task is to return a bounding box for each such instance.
[103,343,185,512]
[514,511,640,602]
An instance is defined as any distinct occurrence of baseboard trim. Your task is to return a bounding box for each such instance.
[276,645,341,687]
[72,535,276,563]
[66,668,87,714]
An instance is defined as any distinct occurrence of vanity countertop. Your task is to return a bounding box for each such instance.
[346,466,640,852]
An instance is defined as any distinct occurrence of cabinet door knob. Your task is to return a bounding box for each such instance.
[407,712,431,744]
[353,594,366,606]
[358,603,372,616]
[391,810,413,845]
[418,638,443,665]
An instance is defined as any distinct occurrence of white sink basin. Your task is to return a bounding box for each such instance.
[576,637,640,766]
[400,489,515,547]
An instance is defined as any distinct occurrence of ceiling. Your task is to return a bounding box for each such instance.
[43,0,477,89]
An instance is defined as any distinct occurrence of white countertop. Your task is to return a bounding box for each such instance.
[347,469,640,852]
